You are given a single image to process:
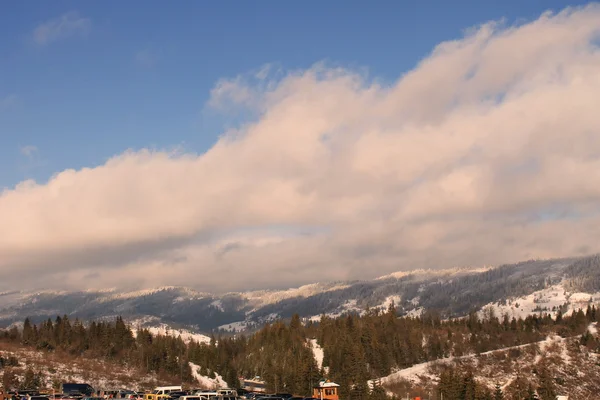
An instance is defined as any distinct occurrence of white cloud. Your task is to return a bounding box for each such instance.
[207,63,284,113]
[2,5,600,291]
[19,145,38,158]
[33,12,91,45]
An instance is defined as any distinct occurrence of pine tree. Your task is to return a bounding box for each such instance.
[494,383,503,400]
[536,369,556,400]
[22,318,34,345]
[22,367,36,389]
[369,379,386,400]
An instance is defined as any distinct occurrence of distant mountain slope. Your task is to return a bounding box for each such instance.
[1,255,599,334]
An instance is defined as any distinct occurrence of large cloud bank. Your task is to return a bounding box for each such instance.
[2,5,600,291]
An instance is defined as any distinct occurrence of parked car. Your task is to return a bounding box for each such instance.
[190,391,217,400]
[166,392,187,400]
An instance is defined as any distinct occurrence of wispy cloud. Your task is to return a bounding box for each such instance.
[208,63,283,113]
[2,5,600,291]
[19,145,38,158]
[17,145,45,177]
[32,12,91,45]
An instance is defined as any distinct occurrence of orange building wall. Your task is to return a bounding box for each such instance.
[313,387,339,400]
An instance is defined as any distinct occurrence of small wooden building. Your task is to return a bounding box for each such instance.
[313,379,340,400]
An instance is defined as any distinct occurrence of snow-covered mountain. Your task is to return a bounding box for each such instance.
[1,255,599,336]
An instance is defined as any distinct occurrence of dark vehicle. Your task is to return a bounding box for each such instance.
[19,391,40,397]
[29,397,50,400]
[275,395,292,400]
[168,392,187,400]
[62,384,95,398]
[235,390,250,400]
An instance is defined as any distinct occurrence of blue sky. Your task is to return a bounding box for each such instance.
[0,1,599,290]
[0,0,590,189]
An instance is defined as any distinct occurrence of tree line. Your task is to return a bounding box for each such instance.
[1,303,598,399]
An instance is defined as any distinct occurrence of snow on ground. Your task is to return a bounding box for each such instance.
[243,282,351,311]
[189,362,228,389]
[211,299,224,311]
[309,295,416,323]
[94,286,207,303]
[132,323,211,344]
[370,332,599,399]
[589,322,598,335]
[219,320,248,332]
[375,358,439,386]
[309,339,324,370]
[405,307,424,318]
[375,334,572,387]
[379,295,402,310]
[480,282,600,321]
[377,267,493,281]
[307,299,365,322]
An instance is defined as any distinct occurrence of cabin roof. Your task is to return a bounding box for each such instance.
[314,382,340,388]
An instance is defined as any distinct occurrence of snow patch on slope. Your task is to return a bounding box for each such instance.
[190,362,228,389]
[375,335,569,387]
[211,299,224,311]
[378,267,493,281]
[219,321,248,332]
[379,295,402,310]
[481,282,600,320]
[309,339,324,370]
[243,282,351,310]
[132,323,211,344]
[94,286,208,303]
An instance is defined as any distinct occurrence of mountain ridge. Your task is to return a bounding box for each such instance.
[1,255,599,335]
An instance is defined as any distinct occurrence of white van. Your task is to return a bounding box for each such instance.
[191,392,218,400]
[152,387,183,396]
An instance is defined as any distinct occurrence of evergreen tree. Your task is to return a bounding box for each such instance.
[22,318,34,345]
[369,379,386,400]
[536,369,556,400]
[493,383,503,400]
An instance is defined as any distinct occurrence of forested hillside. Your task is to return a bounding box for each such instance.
[1,301,599,399]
